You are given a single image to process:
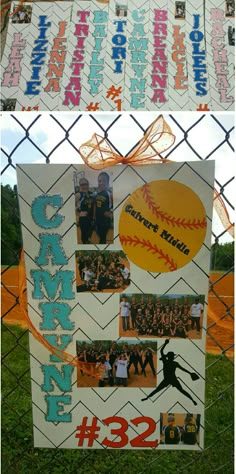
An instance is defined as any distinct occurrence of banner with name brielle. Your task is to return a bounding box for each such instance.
[16,115,218,450]
[1,0,235,111]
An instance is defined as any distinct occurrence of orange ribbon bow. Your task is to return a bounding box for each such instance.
[79,115,176,170]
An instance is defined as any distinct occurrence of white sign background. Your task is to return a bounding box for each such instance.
[16,160,214,449]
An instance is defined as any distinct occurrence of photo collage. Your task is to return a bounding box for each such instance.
[74,167,205,438]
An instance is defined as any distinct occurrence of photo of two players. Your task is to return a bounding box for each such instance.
[75,171,113,245]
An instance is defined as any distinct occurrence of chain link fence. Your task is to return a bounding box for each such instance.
[1,113,234,473]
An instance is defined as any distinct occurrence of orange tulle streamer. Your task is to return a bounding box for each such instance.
[18,114,234,363]
[79,115,175,170]
[214,189,234,238]
[18,249,103,378]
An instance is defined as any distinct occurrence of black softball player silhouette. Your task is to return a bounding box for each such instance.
[141,339,199,405]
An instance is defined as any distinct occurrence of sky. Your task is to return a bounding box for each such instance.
[1,111,234,244]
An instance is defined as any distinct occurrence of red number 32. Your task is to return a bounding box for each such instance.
[102,416,158,448]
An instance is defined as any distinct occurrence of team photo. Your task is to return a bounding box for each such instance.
[119,294,205,339]
[74,170,113,245]
[76,250,130,292]
[76,340,157,388]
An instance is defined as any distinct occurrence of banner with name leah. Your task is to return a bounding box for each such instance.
[1,0,235,111]
[16,156,215,450]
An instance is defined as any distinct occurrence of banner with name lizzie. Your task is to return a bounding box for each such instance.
[1,0,234,111]
[16,123,215,449]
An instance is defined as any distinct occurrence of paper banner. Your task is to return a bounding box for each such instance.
[15,2,54,111]
[79,0,109,112]
[167,0,189,110]
[1,2,34,111]
[39,2,73,111]
[58,0,91,110]
[205,0,235,111]
[100,0,128,111]
[185,0,212,111]
[1,0,234,111]
[146,0,169,110]
[123,0,150,111]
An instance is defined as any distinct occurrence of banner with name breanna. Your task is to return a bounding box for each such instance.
[1,0,234,111]
[16,158,214,449]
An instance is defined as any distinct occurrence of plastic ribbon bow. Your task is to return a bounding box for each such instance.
[79,115,176,170]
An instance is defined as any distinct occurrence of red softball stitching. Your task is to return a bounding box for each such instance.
[119,235,177,271]
[142,184,207,230]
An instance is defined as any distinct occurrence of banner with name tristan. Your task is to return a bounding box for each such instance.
[1,0,235,111]
[17,147,215,449]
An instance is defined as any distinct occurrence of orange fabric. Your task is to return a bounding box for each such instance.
[214,189,234,238]
[18,250,102,378]
[79,115,175,170]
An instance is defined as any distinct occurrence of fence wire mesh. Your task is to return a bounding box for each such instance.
[1,112,234,474]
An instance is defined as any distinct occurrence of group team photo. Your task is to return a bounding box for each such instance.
[76,250,130,292]
[119,294,205,339]
[76,340,157,388]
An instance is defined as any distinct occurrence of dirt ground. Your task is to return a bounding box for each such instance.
[1,269,234,357]
[207,273,234,356]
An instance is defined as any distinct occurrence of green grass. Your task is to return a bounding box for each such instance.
[2,325,234,474]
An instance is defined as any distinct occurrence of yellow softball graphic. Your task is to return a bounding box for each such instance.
[119,180,207,273]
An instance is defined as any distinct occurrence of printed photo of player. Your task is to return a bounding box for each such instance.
[115,3,128,16]
[119,293,205,339]
[74,170,113,245]
[76,340,157,388]
[0,99,17,111]
[225,0,235,17]
[160,412,200,445]
[228,26,235,45]
[175,1,186,19]
[75,250,130,292]
[11,5,32,23]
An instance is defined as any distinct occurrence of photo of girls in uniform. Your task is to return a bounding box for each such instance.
[175,1,186,19]
[76,250,130,292]
[225,0,235,17]
[119,294,205,339]
[76,340,157,388]
[160,413,200,446]
[11,4,32,23]
[74,170,113,245]
[0,99,16,111]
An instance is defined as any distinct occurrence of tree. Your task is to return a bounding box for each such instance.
[1,184,22,265]
[211,242,234,271]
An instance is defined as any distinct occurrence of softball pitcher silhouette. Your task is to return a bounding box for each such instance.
[141,339,199,405]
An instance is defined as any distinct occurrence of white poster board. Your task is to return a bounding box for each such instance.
[17,159,214,449]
